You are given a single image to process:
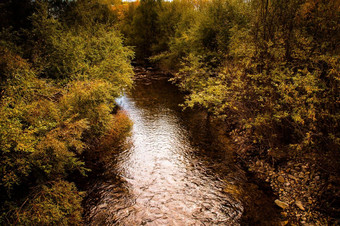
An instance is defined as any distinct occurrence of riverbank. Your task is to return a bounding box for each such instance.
[146,66,340,225]
[238,148,340,225]
[198,100,339,225]
[202,98,339,225]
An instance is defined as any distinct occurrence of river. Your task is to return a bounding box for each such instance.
[83,70,280,225]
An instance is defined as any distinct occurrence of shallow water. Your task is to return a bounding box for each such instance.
[84,73,279,225]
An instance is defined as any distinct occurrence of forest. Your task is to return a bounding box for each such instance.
[0,0,339,225]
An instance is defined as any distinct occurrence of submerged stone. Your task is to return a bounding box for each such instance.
[275,199,289,209]
[277,176,285,183]
[295,200,305,211]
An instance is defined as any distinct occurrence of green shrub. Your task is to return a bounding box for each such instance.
[14,180,84,225]
[0,1,134,224]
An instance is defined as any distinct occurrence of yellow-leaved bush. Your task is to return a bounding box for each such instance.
[14,180,84,225]
[0,0,134,223]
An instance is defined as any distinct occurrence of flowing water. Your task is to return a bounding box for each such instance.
[84,70,279,225]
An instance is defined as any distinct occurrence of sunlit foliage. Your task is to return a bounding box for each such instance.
[0,0,133,224]
[119,0,339,221]
[171,0,340,160]
[14,180,84,225]
[1,0,339,223]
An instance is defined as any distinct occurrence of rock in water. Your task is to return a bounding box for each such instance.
[277,176,285,183]
[275,199,289,209]
[295,200,305,210]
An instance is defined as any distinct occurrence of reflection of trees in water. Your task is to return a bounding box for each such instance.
[129,77,183,110]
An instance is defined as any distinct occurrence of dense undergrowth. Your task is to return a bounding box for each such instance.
[1,0,339,224]
[0,0,132,224]
[115,0,339,223]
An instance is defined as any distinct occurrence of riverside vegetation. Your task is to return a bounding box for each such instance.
[115,0,339,224]
[0,0,339,225]
[0,0,133,224]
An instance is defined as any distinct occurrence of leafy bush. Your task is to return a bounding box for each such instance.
[61,79,118,140]
[0,0,133,224]
[0,48,89,194]
[99,110,133,152]
[169,0,339,159]
[14,180,83,225]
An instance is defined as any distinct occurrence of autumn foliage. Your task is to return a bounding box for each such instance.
[0,0,133,224]
[1,0,339,224]
[119,0,339,223]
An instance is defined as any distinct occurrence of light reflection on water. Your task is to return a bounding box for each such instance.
[84,76,246,225]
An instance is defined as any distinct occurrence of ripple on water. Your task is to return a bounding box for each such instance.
[84,76,247,225]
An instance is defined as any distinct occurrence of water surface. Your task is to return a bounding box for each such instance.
[84,73,278,225]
